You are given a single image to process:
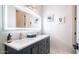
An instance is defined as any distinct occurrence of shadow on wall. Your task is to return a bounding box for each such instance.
[50,37,75,54]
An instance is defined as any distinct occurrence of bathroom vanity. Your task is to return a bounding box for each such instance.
[4,35,50,54]
[3,5,49,54]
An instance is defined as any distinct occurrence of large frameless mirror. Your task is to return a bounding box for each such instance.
[3,5,41,30]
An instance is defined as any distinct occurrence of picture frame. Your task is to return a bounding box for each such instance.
[58,17,65,24]
[47,14,54,22]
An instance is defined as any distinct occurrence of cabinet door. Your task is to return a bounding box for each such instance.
[38,37,50,54]
[22,46,32,54]
[32,43,39,54]
[46,37,50,53]
[38,39,47,54]
[6,45,21,54]
[5,45,32,54]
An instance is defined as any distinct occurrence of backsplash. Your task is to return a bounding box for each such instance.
[2,30,41,41]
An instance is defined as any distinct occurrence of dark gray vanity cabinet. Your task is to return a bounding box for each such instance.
[21,45,32,54]
[38,38,47,54]
[5,36,50,54]
[5,45,32,54]
[46,37,50,53]
[38,37,50,54]
[32,43,39,54]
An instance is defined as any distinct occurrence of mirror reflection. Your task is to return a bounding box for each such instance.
[6,5,40,29]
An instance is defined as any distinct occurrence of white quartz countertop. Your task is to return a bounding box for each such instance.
[4,35,49,51]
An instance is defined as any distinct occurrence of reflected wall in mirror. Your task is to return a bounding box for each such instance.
[16,10,28,28]
[16,10,25,28]
[4,5,41,30]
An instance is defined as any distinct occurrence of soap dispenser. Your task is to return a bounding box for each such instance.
[7,33,12,43]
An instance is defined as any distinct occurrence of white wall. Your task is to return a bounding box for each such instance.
[43,5,75,53]
[0,6,5,54]
[0,5,2,31]
[0,6,8,54]
[77,6,79,43]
